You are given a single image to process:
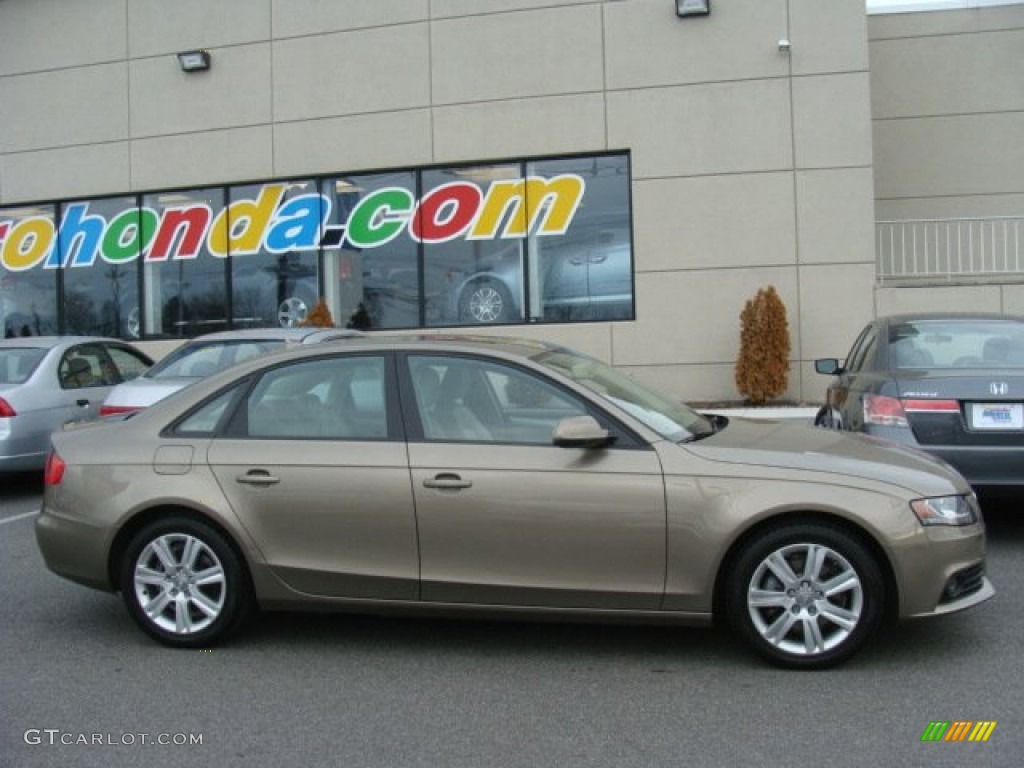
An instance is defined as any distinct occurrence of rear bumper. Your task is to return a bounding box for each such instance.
[35,505,114,592]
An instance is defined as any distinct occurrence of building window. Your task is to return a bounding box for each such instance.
[0,152,635,339]
[0,204,58,338]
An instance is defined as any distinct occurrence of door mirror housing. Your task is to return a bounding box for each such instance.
[814,358,844,376]
[552,415,615,449]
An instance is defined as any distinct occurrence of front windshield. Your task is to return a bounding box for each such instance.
[147,339,286,380]
[535,349,715,442]
[0,347,46,384]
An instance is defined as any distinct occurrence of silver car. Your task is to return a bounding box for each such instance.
[100,327,362,416]
[0,336,152,471]
[37,336,993,669]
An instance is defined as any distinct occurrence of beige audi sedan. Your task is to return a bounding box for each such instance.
[36,336,993,668]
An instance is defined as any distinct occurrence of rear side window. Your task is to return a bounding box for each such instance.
[0,347,46,384]
[845,325,877,373]
[245,356,388,440]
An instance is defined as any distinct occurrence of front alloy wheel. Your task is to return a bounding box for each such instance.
[727,523,883,669]
[120,517,252,647]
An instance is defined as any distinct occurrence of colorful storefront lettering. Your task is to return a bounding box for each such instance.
[0,174,585,273]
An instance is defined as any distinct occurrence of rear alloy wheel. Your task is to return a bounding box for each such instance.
[120,517,253,648]
[460,278,513,324]
[726,523,883,669]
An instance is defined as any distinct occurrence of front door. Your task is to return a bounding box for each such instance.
[403,353,666,610]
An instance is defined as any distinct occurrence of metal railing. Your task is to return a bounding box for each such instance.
[876,216,1024,282]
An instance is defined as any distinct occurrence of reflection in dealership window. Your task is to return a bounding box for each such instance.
[423,166,525,327]
[527,156,633,323]
[322,172,419,330]
[0,205,58,338]
[142,188,228,338]
[229,181,321,330]
[59,196,142,339]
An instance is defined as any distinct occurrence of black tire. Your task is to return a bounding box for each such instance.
[814,406,840,429]
[119,517,254,648]
[459,278,514,324]
[725,522,884,669]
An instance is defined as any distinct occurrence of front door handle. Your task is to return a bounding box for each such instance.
[236,470,280,486]
[423,473,472,490]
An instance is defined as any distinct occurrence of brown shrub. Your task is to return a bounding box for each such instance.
[735,285,790,404]
[300,297,335,328]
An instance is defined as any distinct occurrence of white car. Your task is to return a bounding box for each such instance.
[100,328,361,416]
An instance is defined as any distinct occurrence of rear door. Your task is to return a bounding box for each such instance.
[402,352,666,610]
[207,353,419,599]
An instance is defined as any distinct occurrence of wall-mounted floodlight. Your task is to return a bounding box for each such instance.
[177,50,211,73]
[676,0,710,17]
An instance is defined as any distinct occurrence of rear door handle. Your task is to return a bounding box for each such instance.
[76,399,90,408]
[236,470,280,486]
[423,473,472,490]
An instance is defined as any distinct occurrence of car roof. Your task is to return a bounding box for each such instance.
[178,328,362,344]
[880,312,1024,325]
[0,335,132,350]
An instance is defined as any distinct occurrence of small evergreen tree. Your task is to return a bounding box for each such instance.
[300,298,335,328]
[735,285,790,404]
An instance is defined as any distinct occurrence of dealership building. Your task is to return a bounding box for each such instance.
[1,0,1021,402]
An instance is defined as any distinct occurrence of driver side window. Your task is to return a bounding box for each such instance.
[408,356,586,444]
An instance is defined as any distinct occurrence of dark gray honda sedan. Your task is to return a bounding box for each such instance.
[815,313,1024,496]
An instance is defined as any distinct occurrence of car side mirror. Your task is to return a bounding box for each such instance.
[814,358,844,376]
[552,415,615,449]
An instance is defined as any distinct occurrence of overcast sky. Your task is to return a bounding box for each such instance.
[867,0,1023,12]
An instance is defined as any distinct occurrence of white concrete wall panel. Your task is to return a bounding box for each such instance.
[868,5,1024,41]
[128,0,270,58]
[797,168,875,265]
[876,194,1024,221]
[1002,285,1024,315]
[272,0,428,38]
[604,0,788,90]
[0,143,131,203]
[131,126,273,190]
[607,79,793,179]
[431,0,598,20]
[632,173,797,272]
[875,284,1002,316]
[0,64,129,153]
[0,0,127,76]
[611,266,800,368]
[433,94,606,163]
[431,6,603,105]
[792,73,873,170]
[273,25,430,122]
[130,44,271,138]
[274,110,433,177]
[871,30,1024,119]
[789,0,869,76]
[797,263,875,361]
[874,113,1024,199]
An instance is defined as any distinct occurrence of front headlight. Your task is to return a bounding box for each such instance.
[910,495,979,527]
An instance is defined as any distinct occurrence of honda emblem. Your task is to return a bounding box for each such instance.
[990,382,1009,396]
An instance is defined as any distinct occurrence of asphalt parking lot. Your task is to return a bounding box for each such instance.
[2,472,1022,768]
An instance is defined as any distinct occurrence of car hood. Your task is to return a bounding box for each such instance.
[683,416,968,497]
[103,377,195,409]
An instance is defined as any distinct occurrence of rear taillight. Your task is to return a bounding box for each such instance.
[863,394,909,427]
[44,451,66,486]
[0,397,16,418]
[99,404,143,417]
